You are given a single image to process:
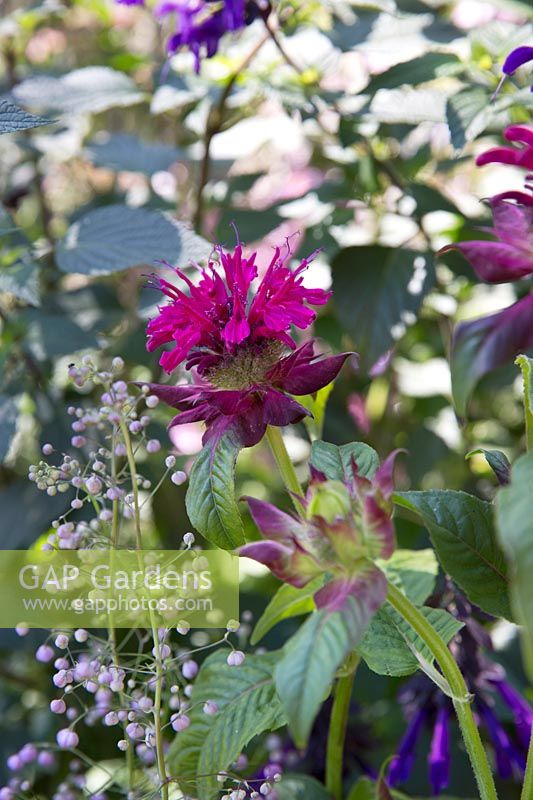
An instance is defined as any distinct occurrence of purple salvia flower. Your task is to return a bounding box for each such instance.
[502,46,533,77]
[155,0,268,71]
[428,705,451,795]
[388,707,427,786]
[491,678,533,749]
[477,701,522,778]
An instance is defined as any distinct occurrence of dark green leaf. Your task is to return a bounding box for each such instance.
[167,651,285,799]
[310,440,379,482]
[0,260,41,306]
[85,133,182,175]
[395,490,512,619]
[274,595,375,747]
[0,99,51,134]
[358,604,462,677]
[332,247,434,370]
[446,88,492,150]
[379,548,438,605]
[21,309,99,360]
[366,53,461,93]
[495,453,533,682]
[251,577,324,645]
[186,433,245,549]
[277,775,332,799]
[466,448,511,485]
[56,205,210,275]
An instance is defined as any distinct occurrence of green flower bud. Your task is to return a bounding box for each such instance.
[306,480,351,523]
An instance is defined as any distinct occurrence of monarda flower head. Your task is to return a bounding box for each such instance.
[388,591,533,794]
[442,124,533,414]
[143,240,351,447]
[239,451,401,613]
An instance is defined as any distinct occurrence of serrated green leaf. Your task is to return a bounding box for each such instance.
[366,53,461,94]
[395,490,512,619]
[0,99,51,134]
[167,651,284,799]
[186,433,245,549]
[310,440,379,482]
[358,603,462,677]
[378,548,438,605]
[13,67,146,114]
[446,89,492,150]
[332,247,434,370]
[251,577,324,645]
[274,594,376,747]
[495,453,533,683]
[56,205,210,275]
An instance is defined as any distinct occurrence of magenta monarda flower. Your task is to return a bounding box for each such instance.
[443,124,533,413]
[239,451,400,612]
[143,241,351,446]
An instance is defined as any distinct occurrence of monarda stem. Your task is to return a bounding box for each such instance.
[387,583,498,800]
[265,426,306,516]
[325,657,360,800]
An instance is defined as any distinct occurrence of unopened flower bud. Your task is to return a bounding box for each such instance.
[306,480,351,524]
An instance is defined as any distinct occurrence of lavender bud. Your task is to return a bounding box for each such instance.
[171,714,190,732]
[181,660,199,680]
[36,644,55,663]
[56,729,79,749]
[50,699,66,714]
[203,701,219,716]
[227,651,245,667]
[171,471,187,486]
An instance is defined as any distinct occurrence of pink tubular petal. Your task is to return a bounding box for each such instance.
[504,124,533,149]
[440,241,533,283]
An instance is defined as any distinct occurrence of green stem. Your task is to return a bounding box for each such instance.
[521,729,533,800]
[118,421,169,800]
[265,426,305,516]
[325,657,359,800]
[516,356,533,452]
[387,583,498,800]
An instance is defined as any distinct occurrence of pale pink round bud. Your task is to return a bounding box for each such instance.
[50,699,66,714]
[171,713,190,732]
[181,660,198,680]
[227,651,245,667]
[56,729,79,749]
